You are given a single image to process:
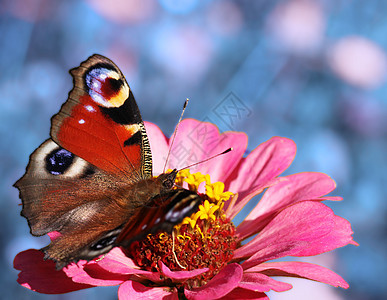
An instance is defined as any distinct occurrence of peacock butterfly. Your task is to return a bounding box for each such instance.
[14,54,202,270]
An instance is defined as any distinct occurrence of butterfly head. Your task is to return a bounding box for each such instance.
[156,169,178,191]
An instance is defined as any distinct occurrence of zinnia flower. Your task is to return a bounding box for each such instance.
[14,119,357,299]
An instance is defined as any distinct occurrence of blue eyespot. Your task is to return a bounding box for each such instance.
[45,148,74,175]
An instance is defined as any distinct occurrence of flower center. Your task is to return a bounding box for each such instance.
[127,170,238,288]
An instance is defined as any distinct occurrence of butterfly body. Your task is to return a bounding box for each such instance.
[15,55,202,269]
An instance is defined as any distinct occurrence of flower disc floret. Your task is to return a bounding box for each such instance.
[128,170,238,288]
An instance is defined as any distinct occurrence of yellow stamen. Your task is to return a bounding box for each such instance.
[172,170,234,231]
[128,169,238,288]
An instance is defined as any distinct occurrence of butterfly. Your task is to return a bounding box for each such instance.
[14,54,202,270]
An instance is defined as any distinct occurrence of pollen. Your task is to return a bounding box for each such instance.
[128,170,239,289]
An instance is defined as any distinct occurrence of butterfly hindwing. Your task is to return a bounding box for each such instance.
[116,189,202,246]
[14,137,151,268]
[14,138,130,234]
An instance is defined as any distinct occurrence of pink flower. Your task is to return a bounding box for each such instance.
[14,119,357,299]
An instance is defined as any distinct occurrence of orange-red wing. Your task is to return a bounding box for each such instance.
[51,54,152,180]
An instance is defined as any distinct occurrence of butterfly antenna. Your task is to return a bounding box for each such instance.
[177,148,233,172]
[163,98,189,173]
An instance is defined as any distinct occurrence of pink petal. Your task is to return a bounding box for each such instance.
[237,240,310,270]
[66,248,160,286]
[185,263,243,300]
[166,119,247,183]
[219,287,269,300]
[322,196,343,201]
[237,172,339,240]
[247,261,349,289]
[159,262,209,281]
[233,201,356,268]
[47,231,61,240]
[14,249,93,294]
[226,137,296,219]
[64,261,128,286]
[94,248,161,283]
[234,201,333,261]
[296,214,359,255]
[118,280,177,300]
[144,121,169,175]
[94,248,141,273]
[239,272,292,292]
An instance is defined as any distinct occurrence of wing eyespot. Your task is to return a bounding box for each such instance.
[45,148,74,175]
[36,140,95,178]
[84,64,129,108]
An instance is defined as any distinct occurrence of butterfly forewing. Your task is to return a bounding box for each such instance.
[51,54,152,178]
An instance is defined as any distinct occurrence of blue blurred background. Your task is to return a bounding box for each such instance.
[1,0,386,299]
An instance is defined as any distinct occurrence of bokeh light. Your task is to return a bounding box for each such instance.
[86,0,156,24]
[266,0,325,54]
[328,36,387,88]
